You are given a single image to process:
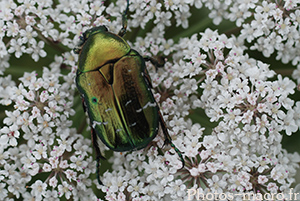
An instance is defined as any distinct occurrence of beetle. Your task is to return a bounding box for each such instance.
[74,0,184,184]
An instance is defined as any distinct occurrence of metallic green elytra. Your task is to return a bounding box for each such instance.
[74,0,184,185]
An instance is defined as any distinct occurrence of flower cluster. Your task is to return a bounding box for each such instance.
[0,61,101,200]
[0,0,299,201]
[198,0,300,87]
[100,27,300,200]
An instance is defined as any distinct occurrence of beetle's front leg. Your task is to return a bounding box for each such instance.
[118,0,130,37]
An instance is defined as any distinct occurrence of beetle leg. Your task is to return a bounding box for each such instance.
[158,110,185,169]
[118,0,129,37]
[142,58,185,168]
[144,56,165,71]
[91,127,106,185]
[81,97,87,113]
[83,97,106,185]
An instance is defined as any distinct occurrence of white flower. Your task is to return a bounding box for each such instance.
[258,175,268,184]
[76,13,92,26]
[20,25,37,44]
[7,38,26,58]
[65,169,77,182]
[37,114,55,135]
[30,180,47,199]
[28,40,47,62]
[0,183,8,198]
[32,144,47,160]
[70,155,88,172]
[189,167,199,177]
[6,20,19,37]
[207,175,227,193]
[44,190,59,200]
[57,181,72,199]
[0,125,20,146]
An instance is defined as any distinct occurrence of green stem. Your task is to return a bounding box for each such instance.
[172,16,212,42]
[274,69,294,76]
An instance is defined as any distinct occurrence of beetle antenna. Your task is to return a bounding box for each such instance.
[118,0,129,37]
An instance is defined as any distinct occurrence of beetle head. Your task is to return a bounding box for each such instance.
[73,26,109,54]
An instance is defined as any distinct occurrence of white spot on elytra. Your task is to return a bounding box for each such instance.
[92,121,102,128]
[136,102,156,113]
[105,108,112,112]
[129,122,136,127]
[116,128,122,133]
[125,100,132,106]
[92,121,108,128]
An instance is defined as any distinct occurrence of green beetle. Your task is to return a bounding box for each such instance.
[74,0,184,184]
